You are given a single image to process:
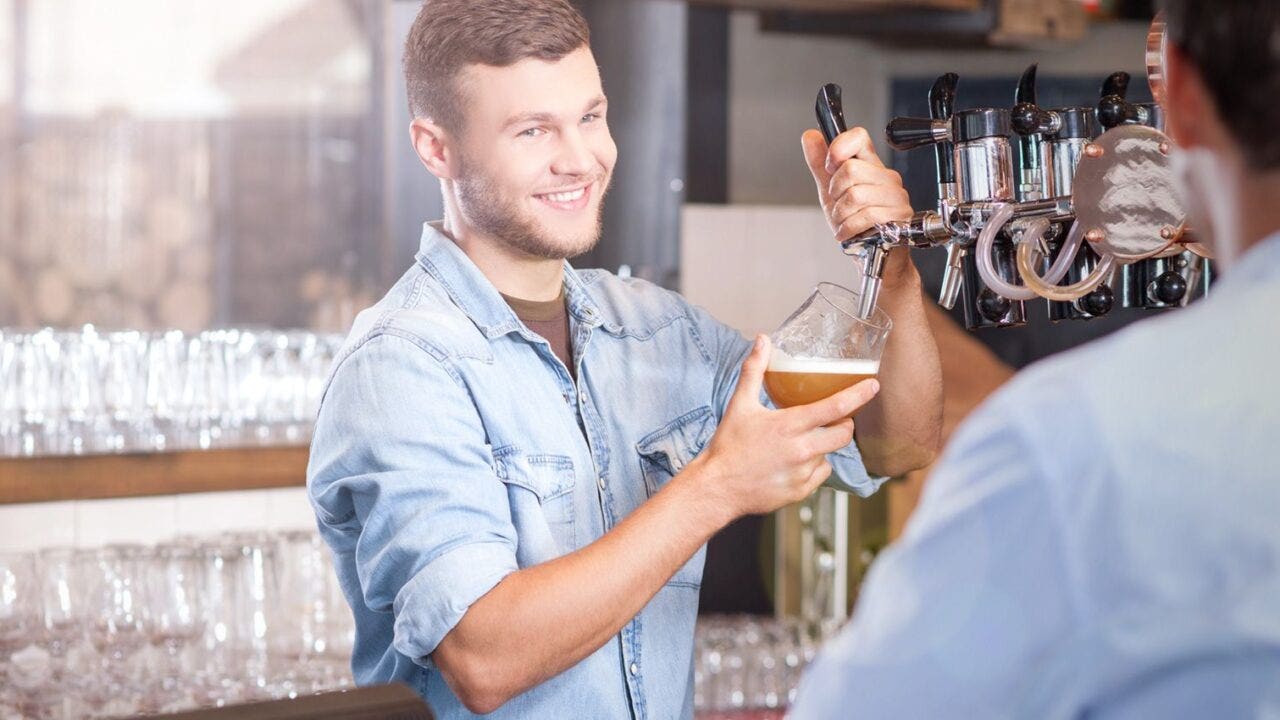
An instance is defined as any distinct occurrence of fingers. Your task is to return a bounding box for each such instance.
[727,335,771,414]
[787,378,880,429]
[835,206,912,242]
[826,126,884,171]
[827,161,904,207]
[806,460,834,489]
[801,129,833,205]
[808,418,856,456]
[829,183,911,223]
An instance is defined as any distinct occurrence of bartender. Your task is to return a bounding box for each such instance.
[793,0,1280,716]
[306,0,942,717]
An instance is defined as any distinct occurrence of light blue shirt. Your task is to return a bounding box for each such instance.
[793,232,1280,719]
[307,223,883,720]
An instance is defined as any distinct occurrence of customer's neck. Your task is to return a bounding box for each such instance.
[1238,170,1280,253]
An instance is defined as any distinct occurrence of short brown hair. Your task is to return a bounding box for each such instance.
[1160,0,1280,169]
[403,0,591,132]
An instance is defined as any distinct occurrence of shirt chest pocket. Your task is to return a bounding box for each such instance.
[636,406,717,589]
[636,405,717,497]
[493,449,577,564]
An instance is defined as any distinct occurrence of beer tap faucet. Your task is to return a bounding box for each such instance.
[815,84,949,320]
[927,74,971,311]
[1011,64,1059,203]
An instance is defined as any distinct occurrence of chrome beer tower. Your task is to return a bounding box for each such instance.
[815,61,1213,329]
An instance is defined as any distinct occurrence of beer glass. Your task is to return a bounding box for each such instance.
[764,283,891,409]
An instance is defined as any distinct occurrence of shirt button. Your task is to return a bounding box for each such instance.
[597,476,606,491]
[629,662,638,676]
[579,391,588,404]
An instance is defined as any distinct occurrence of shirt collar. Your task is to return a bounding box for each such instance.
[1220,229,1280,286]
[413,221,605,339]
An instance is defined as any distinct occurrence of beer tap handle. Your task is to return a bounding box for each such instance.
[1097,71,1146,129]
[816,83,887,319]
[1010,64,1060,136]
[929,73,959,189]
[1011,64,1059,201]
[816,83,848,145]
[885,116,951,151]
[1101,70,1130,100]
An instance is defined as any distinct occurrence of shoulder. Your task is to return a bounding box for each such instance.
[574,267,696,339]
[338,265,492,368]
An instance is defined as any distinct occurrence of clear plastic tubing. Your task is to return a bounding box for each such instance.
[1016,227,1116,301]
[975,207,1085,301]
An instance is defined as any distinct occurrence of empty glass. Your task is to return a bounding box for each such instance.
[0,531,357,718]
[692,614,844,718]
[0,326,345,458]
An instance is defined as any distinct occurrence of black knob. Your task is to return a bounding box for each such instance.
[976,288,1013,322]
[1097,71,1142,130]
[1076,284,1115,317]
[886,116,945,151]
[1148,271,1187,305]
[1012,103,1061,136]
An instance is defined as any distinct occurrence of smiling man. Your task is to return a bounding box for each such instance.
[306,1,941,717]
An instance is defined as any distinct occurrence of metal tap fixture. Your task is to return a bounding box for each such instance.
[812,26,1213,329]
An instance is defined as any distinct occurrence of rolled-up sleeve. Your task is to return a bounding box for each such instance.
[307,333,518,664]
[688,304,884,497]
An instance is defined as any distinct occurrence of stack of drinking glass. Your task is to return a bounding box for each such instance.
[693,614,843,720]
[0,530,354,719]
[0,327,345,457]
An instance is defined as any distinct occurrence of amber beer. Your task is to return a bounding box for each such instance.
[763,355,879,409]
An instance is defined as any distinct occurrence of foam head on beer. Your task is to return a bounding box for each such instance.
[763,350,879,410]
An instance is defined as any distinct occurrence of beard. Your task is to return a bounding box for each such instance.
[454,159,610,261]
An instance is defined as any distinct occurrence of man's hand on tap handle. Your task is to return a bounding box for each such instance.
[801,127,918,288]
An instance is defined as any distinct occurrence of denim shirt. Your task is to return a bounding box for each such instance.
[307,223,884,720]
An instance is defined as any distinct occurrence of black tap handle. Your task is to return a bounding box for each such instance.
[929,73,958,186]
[1016,64,1038,106]
[930,73,958,122]
[1101,71,1130,100]
[886,116,947,151]
[1011,64,1059,136]
[816,83,848,145]
[1097,71,1142,129]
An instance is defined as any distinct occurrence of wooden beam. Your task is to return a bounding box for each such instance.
[0,446,309,505]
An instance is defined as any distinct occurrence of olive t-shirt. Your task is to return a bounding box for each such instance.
[501,288,575,382]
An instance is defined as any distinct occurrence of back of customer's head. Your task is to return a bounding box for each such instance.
[1159,0,1280,169]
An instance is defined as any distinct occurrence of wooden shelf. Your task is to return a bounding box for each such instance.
[0,446,309,505]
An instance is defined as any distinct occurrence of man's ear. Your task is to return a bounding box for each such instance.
[1163,42,1213,152]
[410,118,456,180]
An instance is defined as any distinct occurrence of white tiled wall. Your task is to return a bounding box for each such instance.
[681,203,864,336]
[0,487,318,553]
